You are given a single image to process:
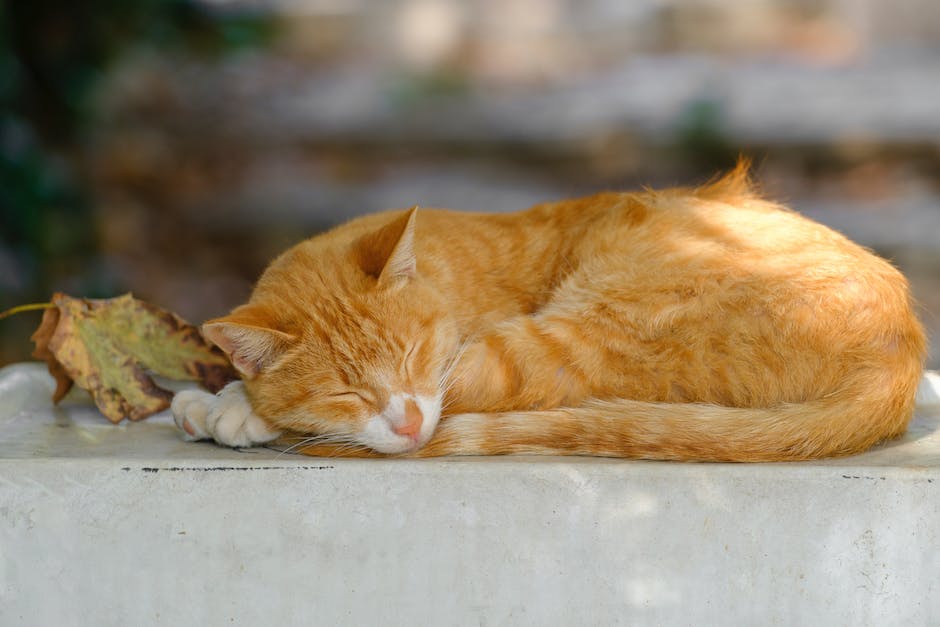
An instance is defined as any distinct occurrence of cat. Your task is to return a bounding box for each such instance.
[171,163,928,461]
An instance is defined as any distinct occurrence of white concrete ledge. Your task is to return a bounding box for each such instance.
[2,363,939,626]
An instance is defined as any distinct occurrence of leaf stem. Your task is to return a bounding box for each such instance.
[0,302,54,321]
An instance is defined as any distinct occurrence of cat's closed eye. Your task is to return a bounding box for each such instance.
[403,343,419,377]
[330,391,374,405]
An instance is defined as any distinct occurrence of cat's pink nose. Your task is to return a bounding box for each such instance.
[394,399,423,439]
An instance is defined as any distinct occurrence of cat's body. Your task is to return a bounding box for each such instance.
[172,166,927,461]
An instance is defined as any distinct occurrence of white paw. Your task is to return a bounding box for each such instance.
[170,381,282,448]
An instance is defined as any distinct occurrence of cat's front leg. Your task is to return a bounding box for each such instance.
[171,381,282,448]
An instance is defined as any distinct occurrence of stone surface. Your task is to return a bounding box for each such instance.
[2,362,939,626]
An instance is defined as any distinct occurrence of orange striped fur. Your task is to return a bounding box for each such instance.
[203,163,926,461]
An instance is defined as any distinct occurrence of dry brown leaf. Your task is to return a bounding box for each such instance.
[30,306,73,402]
[30,293,238,423]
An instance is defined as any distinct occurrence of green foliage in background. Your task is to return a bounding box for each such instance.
[0,0,275,307]
[675,97,738,171]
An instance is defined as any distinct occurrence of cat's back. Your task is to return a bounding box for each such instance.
[556,169,903,295]
[544,169,921,352]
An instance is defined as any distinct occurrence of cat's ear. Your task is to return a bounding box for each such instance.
[356,206,417,286]
[202,307,297,379]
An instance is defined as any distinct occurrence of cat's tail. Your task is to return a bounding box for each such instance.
[416,371,936,462]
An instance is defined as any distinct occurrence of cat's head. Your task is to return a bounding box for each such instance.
[202,208,459,454]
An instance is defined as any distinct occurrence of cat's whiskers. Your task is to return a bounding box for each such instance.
[439,337,475,385]
[315,433,374,457]
[330,443,371,457]
[438,337,474,407]
[274,434,334,457]
[274,432,366,457]
[438,338,468,384]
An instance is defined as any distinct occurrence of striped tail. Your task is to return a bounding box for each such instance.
[411,371,929,462]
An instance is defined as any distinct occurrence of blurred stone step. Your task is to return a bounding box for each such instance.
[100,54,940,148]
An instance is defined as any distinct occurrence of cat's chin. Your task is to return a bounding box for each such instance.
[357,424,429,455]
[366,437,425,455]
[357,392,442,455]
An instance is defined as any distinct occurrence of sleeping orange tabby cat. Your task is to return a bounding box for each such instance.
[172,164,926,461]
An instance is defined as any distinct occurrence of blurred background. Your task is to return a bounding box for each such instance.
[1,0,938,367]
